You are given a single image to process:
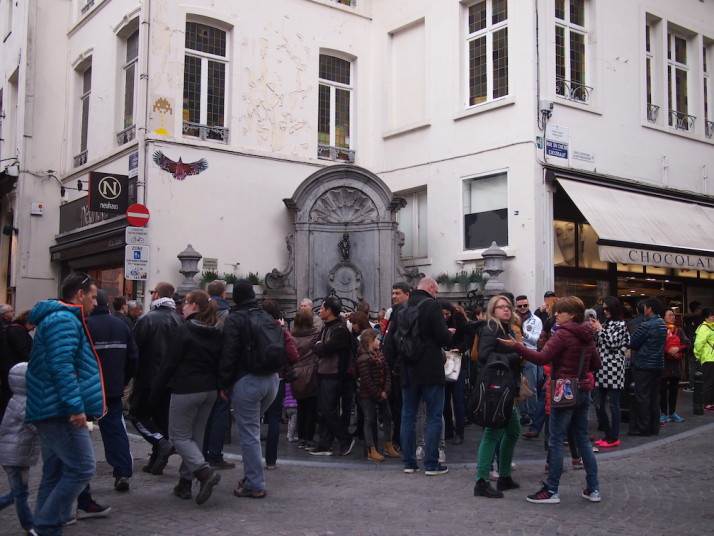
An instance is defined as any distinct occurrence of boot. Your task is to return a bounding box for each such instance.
[142,449,158,474]
[496,476,520,491]
[194,466,221,505]
[383,442,400,458]
[172,478,192,500]
[474,478,504,498]
[367,446,385,462]
[151,438,175,475]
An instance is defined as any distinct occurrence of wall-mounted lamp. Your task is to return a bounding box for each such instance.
[2,224,18,236]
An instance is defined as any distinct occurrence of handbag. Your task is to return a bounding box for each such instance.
[444,350,462,382]
[290,355,318,399]
[549,345,587,409]
[516,374,533,403]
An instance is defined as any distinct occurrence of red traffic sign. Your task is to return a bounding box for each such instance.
[126,204,150,227]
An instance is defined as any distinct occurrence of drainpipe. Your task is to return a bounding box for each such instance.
[138,0,152,208]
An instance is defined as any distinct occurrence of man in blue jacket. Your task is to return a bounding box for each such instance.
[26,272,105,536]
[628,298,667,437]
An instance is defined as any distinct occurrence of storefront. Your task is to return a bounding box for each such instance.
[549,168,714,314]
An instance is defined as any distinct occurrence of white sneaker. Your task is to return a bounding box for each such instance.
[416,446,424,460]
[511,462,516,471]
[489,470,500,480]
[438,448,446,463]
[582,489,601,502]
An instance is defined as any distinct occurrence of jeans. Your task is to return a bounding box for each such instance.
[232,373,279,492]
[169,391,217,481]
[547,391,599,493]
[529,374,547,433]
[476,407,520,481]
[315,377,352,451]
[518,362,541,424]
[203,396,232,464]
[416,400,445,449]
[264,379,286,466]
[631,369,662,435]
[444,366,466,437]
[98,397,133,478]
[34,417,96,536]
[593,386,621,441]
[0,466,33,531]
[401,382,445,471]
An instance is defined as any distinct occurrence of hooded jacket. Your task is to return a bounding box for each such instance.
[630,315,667,371]
[133,300,183,393]
[0,362,40,467]
[511,321,601,382]
[219,297,258,389]
[694,321,714,364]
[356,346,391,402]
[26,300,105,422]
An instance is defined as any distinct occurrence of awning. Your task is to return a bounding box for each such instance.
[557,179,714,272]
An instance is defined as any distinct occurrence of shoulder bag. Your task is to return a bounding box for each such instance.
[549,345,587,409]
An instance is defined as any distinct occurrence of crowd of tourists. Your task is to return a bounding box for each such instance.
[1,273,713,535]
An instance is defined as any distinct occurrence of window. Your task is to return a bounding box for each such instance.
[397,190,428,258]
[183,22,229,142]
[645,24,658,122]
[118,30,139,145]
[667,31,693,131]
[465,0,508,106]
[75,64,92,168]
[705,42,713,139]
[555,0,591,102]
[318,54,354,162]
[462,172,507,250]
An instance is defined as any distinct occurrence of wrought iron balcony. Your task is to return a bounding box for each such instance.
[646,104,659,123]
[81,0,94,15]
[318,144,355,163]
[73,150,88,168]
[182,121,229,142]
[668,110,696,132]
[116,124,136,145]
[334,0,356,5]
[556,77,593,103]
[706,120,713,139]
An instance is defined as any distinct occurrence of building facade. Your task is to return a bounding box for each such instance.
[1,0,713,314]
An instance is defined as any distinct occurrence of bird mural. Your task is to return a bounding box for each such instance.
[153,151,208,180]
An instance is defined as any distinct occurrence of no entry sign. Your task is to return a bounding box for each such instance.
[126,204,150,227]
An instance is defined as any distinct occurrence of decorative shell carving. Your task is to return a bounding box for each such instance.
[309,188,378,223]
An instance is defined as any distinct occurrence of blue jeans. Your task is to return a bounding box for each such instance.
[0,466,34,531]
[401,382,445,471]
[231,373,279,492]
[593,386,621,440]
[547,391,599,493]
[203,395,232,464]
[529,373,547,433]
[98,397,133,477]
[264,379,286,466]
[34,417,96,536]
[518,362,541,424]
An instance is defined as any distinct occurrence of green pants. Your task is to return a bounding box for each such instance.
[476,407,521,481]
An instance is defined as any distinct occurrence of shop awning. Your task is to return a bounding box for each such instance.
[557,179,714,272]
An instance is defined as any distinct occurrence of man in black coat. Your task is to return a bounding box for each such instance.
[398,276,453,476]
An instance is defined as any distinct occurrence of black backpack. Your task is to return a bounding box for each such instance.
[469,356,516,429]
[395,300,429,364]
[239,308,286,374]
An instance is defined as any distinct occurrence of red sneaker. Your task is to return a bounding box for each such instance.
[600,439,620,447]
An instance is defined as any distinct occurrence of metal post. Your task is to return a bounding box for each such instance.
[693,371,704,415]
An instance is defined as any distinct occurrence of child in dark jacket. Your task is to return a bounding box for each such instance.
[0,362,40,535]
[356,329,400,461]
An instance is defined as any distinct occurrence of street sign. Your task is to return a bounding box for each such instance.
[126,203,150,227]
[125,245,149,280]
[125,226,148,245]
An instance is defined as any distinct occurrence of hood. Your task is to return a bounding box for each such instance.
[559,320,595,343]
[7,362,28,396]
[232,298,259,310]
[186,318,220,337]
[151,297,176,311]
[91,304,110,316]
[29,299,82,326]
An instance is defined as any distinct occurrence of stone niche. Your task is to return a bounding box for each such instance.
[266,165,420,311]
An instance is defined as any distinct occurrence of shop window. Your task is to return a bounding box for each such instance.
[318,53,354,162]
[183,21,229,142]
[463,172,508,250]
[397,190,428,259]
[553,220,607,269]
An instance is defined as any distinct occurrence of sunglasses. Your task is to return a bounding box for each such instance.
[516,304,529,309]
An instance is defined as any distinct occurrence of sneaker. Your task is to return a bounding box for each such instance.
[572,458,583,470]
[298,441,307,449]
[683,387,694,393]
[233,486,266,499]
[593,438,605,446]
[582,489,602,502]
[416,446,424,460]
[308,448,333,456]
[287,436,298,442]
[489,470,500,480]
[339,438,356,456]
[705,405,714,412]
[114,476,129,492]
[526,482,560,504]
[438,448,446,463]
[600,438,620,447]
[669,413,685,423]
[265,464,276,470]
[63,517,77,526]
[660,413,668,426]
[77,501,111,519]
[210,459,236,470]
[511,462,516,471]
[403,466,420,474]
[563,379,574,400]
[425,464,449,476]
[553,379,565,402]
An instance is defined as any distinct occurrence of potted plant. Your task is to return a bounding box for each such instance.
[436,272,454,292]
[468,269,484,291]
[247,271,263,295]
[199,270,220,289]
[455,270,471,291]
[222,273,238,293]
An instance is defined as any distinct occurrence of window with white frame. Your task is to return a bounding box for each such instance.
[318,54,354,162]
[75,64,92,168]
[462,172,508,250]
[645,24,657,122]
[183,21,229,142]
[465,0,508,107]
[555,0,591,103]
[667,30,692,131]
[397,190,428,258]
[704,41,713,139]
[118,29,139,145]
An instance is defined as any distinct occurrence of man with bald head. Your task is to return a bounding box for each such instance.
[398,276,453,476]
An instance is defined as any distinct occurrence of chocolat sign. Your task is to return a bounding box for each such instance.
[599,245,714,272]
[89,172,128,214]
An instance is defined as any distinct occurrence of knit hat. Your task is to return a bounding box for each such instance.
[233,279,256,302]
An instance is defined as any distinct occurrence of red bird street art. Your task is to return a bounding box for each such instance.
[153,151,208,180]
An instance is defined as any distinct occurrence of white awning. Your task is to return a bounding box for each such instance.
[557,179,714,272]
